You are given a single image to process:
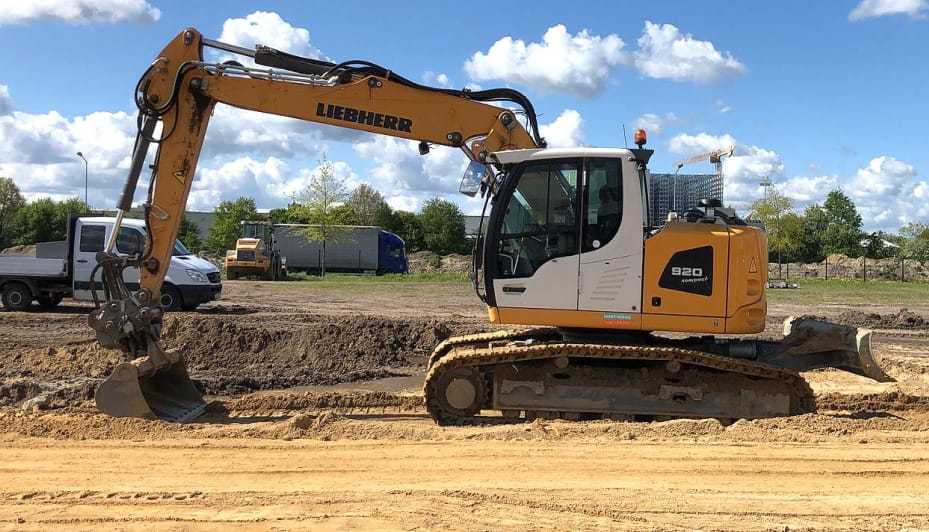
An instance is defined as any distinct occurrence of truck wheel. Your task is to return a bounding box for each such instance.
[227,269,239,280]
[2,282,33,311]
[159,285,183,312]
[36,293,63,309]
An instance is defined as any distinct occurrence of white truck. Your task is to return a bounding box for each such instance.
[0,217,221,311]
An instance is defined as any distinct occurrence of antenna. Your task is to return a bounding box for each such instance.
[622,124,628,148]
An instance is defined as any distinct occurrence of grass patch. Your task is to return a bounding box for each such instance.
[767,278,929,307]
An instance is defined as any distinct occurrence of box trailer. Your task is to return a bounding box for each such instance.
[274,224,407,274]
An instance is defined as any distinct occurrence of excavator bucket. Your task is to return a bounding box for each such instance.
[95,355,207,422]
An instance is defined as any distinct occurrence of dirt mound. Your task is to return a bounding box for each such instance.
[0,312,488,408]
[835,309,929,330]
[220,390,423,415]
[161,313,484,395]
[817,391,929,412]
[407,251,470,274]
[0,244,36,256]
[797,310,929,331]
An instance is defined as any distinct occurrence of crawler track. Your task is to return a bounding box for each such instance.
[424,331,814,425]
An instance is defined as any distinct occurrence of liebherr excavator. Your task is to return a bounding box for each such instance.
[89,28,891,424]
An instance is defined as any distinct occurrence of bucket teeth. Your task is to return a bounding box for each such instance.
[95,354,206,423]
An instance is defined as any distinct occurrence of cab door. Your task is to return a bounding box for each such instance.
[489,159,582,310]
[72,221,108,300]
[577,157,644,313]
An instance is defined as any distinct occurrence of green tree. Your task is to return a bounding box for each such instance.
[392,210,425,251]
[347,184,387,226]
[778,212,805,263]
[749,187,793,273]
[0,177,26,248]
[900,223,929,263]
[419,198,468,255]
[796,204,829,262]
[176,215,203,253]
[822,190,863,257]
[205,197,258,254]
[13,197,87,245]
[298,158,351,275]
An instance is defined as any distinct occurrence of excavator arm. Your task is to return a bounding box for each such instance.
[88,28,543,421]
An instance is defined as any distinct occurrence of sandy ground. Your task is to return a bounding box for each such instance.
[1,280,929,530]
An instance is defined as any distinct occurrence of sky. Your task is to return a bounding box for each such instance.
[0,0,927,231]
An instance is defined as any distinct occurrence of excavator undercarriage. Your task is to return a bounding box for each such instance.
[424,318,889,425]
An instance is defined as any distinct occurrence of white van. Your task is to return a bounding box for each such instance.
[0,217,221,311]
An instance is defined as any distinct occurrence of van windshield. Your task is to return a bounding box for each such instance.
[173,240,192,256]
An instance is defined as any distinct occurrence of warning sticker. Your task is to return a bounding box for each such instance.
[749,256,758,273]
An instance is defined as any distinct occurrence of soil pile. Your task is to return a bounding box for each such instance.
[161,313,486,394]
[835,309,929,330]
[406,251,470,274]
[0,312,488,407]
[796,309,929,331]
[769,255,929,281]
[0,244,36,256]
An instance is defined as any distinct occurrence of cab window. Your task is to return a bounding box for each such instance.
[116,227,145,256]
[496,159,580,278]
[583,158,623,252]
[79,225,105,253]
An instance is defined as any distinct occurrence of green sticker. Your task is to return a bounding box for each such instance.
[603,312,632,322]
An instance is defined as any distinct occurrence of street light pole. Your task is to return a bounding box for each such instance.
[76,151,88,209]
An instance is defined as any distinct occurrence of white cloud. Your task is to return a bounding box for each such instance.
[632,112,677,134]
[217,11,324,62]
[539,109,584,148]
[668,132,737,156]
[0,89,139,207]
[464,24,627,96]
[847,155,917,199]
[202,104,334,161]
[0,0,160,25]
[715,98,732,113]
[352,135,464,200]
[0,85,11,116]
[634,21,746,83]
[724,146,784,182]
[189,156,360,211]
[849,0,927,20]
[842,156,926,230]
[779,174,839,203]
[422,71,452,88]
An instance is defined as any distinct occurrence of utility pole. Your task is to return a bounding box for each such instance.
[76,151,88,210]
[759,176,781,277]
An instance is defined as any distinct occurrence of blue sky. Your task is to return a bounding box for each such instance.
[0,0,927,230]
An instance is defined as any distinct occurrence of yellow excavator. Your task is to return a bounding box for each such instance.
[88,28,890,424]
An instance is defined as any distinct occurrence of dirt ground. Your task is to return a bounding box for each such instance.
[2,280,929,530]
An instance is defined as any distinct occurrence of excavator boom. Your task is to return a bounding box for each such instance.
[89,28,542,421]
